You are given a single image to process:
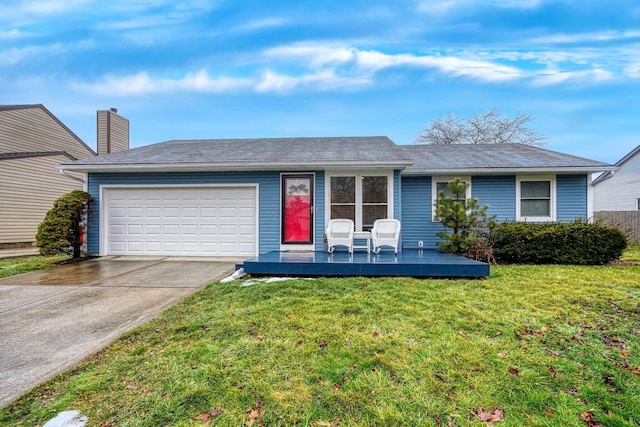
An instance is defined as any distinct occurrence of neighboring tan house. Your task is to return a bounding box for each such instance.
[0,104,129,248]
[593,144,640,211]
[58,139,613,257]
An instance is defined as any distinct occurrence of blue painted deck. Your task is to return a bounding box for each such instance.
[240,249,489,278]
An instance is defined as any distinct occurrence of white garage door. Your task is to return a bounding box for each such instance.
[104,186,257,256]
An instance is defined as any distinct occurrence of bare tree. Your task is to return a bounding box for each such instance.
[415,107,545,145]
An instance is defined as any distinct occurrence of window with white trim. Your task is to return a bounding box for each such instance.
[516,175,556,221]
[432,176,471,221]
[327,172,392,231]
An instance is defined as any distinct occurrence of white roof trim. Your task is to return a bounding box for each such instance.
[58,160,413,173]
[403,166,618,175]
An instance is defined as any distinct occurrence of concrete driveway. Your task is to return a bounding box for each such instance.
[0,256,236,408]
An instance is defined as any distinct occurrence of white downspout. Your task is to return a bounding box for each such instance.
[59,169,85,184]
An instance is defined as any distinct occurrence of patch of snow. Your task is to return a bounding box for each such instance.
[44,410,87,427]
[220,268,246,283]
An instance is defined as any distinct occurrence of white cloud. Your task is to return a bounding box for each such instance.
[71,69,254,96]
[532,68,614,86]
[71,66,371,97]
[416,0,545,15]
[355,50,523,82]
[624,62,640,78]
[531,30,640,45]
[0,0,95,26]
[19,0,93,15]
[67,41,639,98]
[236,17,290,32]
[255,69,370,92]
[178,70,253,92]
[264,44,355,68]
[0,40,95,66]
[264,44,523,83]
[0,29,25,39]
[0,43,63,66]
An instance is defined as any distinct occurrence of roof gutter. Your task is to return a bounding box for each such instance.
[58,160,414,173]
[59,169,86,183]
[402,166,619,175]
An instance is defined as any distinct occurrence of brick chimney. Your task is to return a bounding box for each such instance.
[97,108,129,154]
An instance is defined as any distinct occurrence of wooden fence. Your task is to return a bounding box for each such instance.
[594,211,640,243]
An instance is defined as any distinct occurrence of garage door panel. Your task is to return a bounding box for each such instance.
[110,224,125,235]
[127,224,143,235]
[109,207,125,217]
[163,207,180,217]
[105,187,257,256]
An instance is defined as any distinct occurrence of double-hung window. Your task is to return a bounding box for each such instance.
[432,176,471,221]
[516,175,556,221]
[327,173,392,231]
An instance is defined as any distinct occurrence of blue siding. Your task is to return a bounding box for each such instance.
[471,176,515,221]
[314,171,325,252]
[88,171,591,256]
[557,174,588,220]
[394,169,402,219]
[87,172,281,255]
[401,174,590,249]
[400,176,442,249]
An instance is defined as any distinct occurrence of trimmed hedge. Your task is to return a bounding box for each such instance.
[491,220,627,265]
[36,190,93,258]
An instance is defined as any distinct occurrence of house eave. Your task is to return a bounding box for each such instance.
[401,166,617,175]
[58,160,412,173]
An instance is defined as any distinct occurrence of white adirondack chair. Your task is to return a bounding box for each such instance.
[371,219,401,254]
[326,219,354,254]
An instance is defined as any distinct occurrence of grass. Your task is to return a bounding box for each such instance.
[0,254,70,278]
[1,250,640,426]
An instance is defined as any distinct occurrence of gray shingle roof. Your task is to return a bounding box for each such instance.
[60,136,613,174]
[401,143,612,174]
[62,136,412,171]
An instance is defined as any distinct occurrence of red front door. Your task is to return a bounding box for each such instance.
[282,175,314,244]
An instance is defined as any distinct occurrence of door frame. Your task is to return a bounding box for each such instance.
[280,173,315,251]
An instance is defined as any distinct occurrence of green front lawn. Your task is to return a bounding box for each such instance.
[0,254,70,279]
[2,250,640,426]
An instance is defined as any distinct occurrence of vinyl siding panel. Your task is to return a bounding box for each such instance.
[314,171,326,252]
[109,114,129,153]
[87,172,282,255]
[401,174,590,249]
[0,155,84,244]
[96,111,108,155]
[97,110,129,154]
[400,176,442,249]
[0,107,94,159]
[394,169,401,218]
[557,174,588,220]
[471,175,515,221]
[593,152,640,211]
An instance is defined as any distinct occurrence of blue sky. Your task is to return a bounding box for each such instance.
[1,0,639,163]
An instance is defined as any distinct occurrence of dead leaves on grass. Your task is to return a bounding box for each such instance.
[194,408,224,424]
[580,411,603,427]
[601,334,626,350]
[245,400,265,426]
[472,407,505,426]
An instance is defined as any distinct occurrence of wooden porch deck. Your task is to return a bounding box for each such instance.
[240,249,489,278]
